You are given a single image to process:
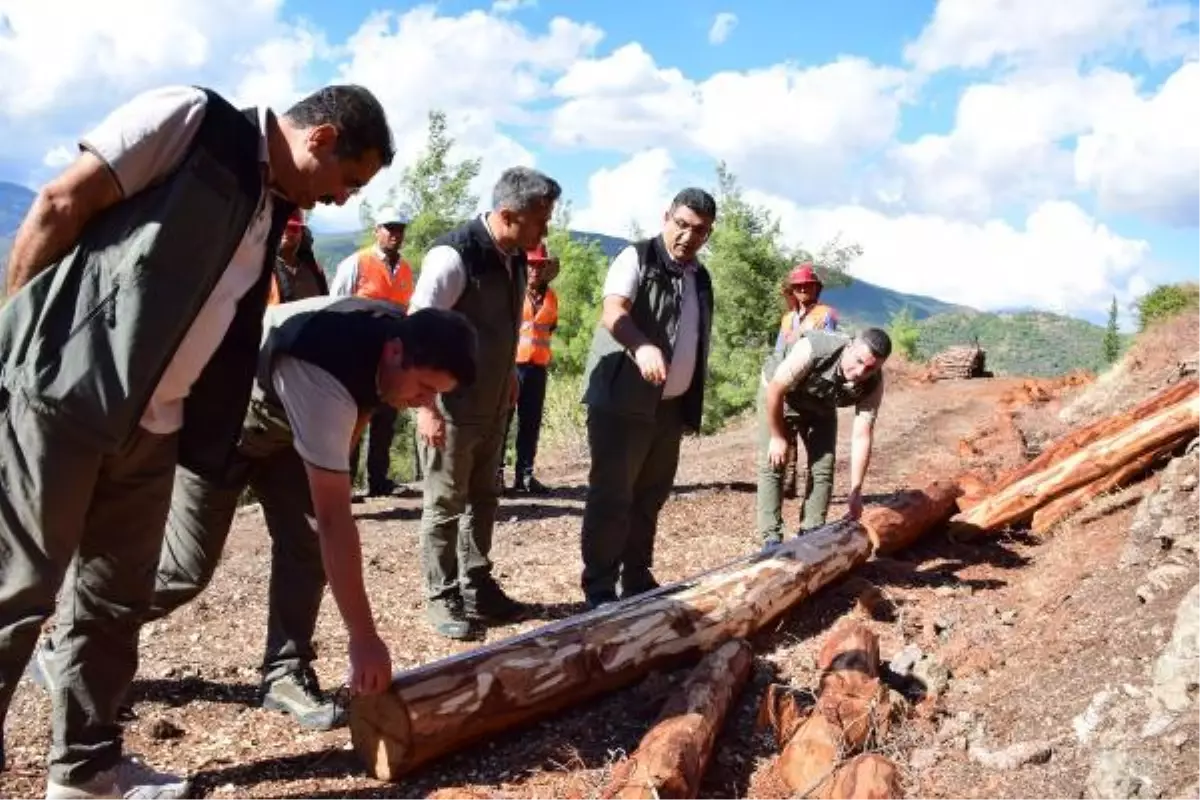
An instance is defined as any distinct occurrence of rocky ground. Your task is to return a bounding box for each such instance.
[1,316,1196,799]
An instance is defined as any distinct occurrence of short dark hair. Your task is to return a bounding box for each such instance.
[395,309,478,388]
[284,85,395,167]
[493,166,562,212]
[669,187,717,221]
[858,327,893,360]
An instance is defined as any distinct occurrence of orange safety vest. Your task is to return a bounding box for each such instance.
[353,249,413,308]
[778,303,837,342]
[516,288,558,366]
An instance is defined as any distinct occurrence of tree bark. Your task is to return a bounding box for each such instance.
[350,520,872,781]
[951,394,1199,534]
[1030,432,1190,533]
[824,754,902,799]
[605,639,754,799]
[859,480,963,555]
[990,379,1197,493]
[770,621,893,798]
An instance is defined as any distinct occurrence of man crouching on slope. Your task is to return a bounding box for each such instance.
[33,299,478,739]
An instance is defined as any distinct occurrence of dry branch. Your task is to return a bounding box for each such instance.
[351,521,872,780]
[605,639,753,799]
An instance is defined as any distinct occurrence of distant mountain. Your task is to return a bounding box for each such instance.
[1,181,35,237]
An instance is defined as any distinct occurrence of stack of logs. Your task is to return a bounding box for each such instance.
[928,344,988,380]
[349,377,1200,799]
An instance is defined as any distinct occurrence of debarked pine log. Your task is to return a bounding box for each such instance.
[951,394,1200,534]
[859,480,963,555]
[604,638,754,799]
[1029,430,1192,533]
[350,520,873,781]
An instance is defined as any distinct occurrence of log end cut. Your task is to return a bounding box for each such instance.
[823,753,902,799]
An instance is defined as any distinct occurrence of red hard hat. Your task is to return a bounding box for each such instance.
[285,209,305,231]
[526,242,550,263]
[789,263,822,286]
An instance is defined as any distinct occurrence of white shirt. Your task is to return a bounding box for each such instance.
[330,245,402,298]
[81,85,276,434]
[603,243,701,399]
[409,214,515,312]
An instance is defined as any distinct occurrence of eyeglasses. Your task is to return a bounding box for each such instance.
[670,215,712,238]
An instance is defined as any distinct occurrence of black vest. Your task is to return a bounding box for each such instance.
[259,297,405,413]
[431,217,524,422]
[0,88,292,478]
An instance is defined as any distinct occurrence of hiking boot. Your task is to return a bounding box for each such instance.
[426,596,476,640]
[45,756,190,799]
[513,475,549,495]
[463,579,526,624]
[585,590,620,611]
[619,575,660,601]
[367,479,398,498]
[261,668,347,731]
[760,537,783,556]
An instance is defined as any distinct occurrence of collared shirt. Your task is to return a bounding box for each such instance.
[330,244,403,298]
[602,243,700,399]
[766,338,884,421]
[81,85,277,434]
[409,213,518,312]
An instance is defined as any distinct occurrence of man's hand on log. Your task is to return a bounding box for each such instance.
[768,435,790,469]
[349,632,393,695]
[846,487,864,520]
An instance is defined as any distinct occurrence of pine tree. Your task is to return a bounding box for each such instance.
[1103,295,1121,364]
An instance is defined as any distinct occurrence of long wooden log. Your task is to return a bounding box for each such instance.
[990,379,1197,492]
[771,621,893,798]
[1030,431,1190,533]
[350,520,872,780]
[952,394,1200,533]
[605,639,754,799]
[860,480,963,554]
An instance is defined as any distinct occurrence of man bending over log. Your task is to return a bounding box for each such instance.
[756,328,891,549]
[31,299,477,733]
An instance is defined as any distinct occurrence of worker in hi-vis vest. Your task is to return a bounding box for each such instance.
[331,205,414,496]
[502,242,560,494]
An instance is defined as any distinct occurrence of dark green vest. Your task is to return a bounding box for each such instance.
[0,89,292,479]
[432,217,524,422]
[581,236,714,432]
[762,330,882,416]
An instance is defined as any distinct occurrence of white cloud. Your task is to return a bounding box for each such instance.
[1075,60,1200,226]
[882,67,1140,218]
[491,0,536,13]
[751,190,1153,319]
[41,145,73,168]
[906,0,1197,73]
[310,8,602,231]
[572,149,675,236]
[230,22,330,109]
[708,12,738,45]
[551,46,909,202]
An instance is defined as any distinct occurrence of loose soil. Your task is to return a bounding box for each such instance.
[2,336,1196,798]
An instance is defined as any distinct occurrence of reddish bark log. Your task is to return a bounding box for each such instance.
[770,621,892,797]
[824,753,902,799]
[859,480,963,555]
[952,394,1199,534]
[1030,432,1190,533]
[605,639,754,799]
[351,521,872,781]
[991,379,1197,492]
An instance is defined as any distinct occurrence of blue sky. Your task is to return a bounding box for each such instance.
[0,0,1196,324]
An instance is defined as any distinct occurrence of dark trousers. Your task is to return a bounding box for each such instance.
[0,388,177,785]
[755,386,838,543]
[149,400,326,684]
[418,415,507,604]
[504,363,548,480]
[351,405,397,490]
[579,400,684,603]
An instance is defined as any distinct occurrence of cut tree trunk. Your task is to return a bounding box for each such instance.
[952,393,1200,534]
[1030,431,1190,533]
[605,639,754,799]
[860,480,963,555]
[350,521,872,781]
[824,754,902,799]
[770,621,893,798]
[990,379,1198,493]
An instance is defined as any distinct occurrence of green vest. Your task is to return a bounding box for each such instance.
[433,217,525,423]
[0,89,292,479]
[762,330,882,416]
[581,236,714,432]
